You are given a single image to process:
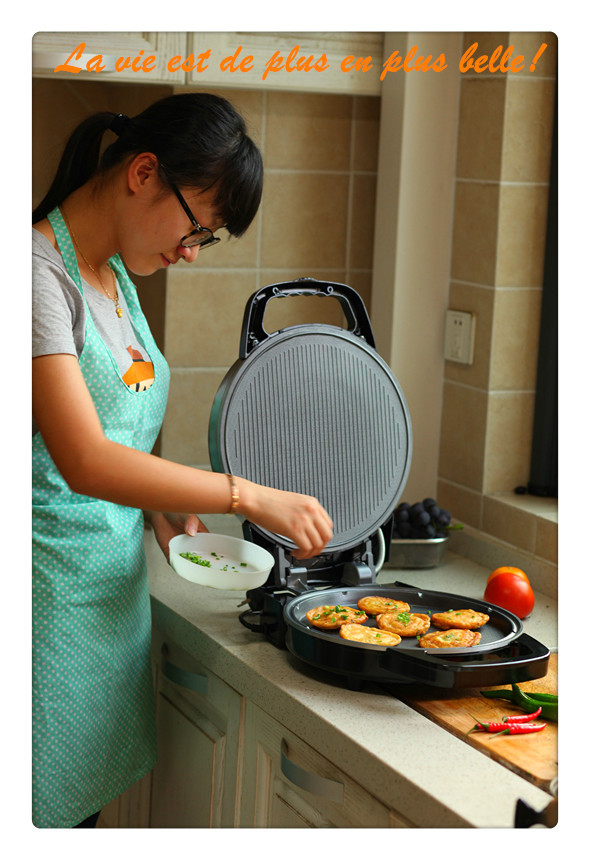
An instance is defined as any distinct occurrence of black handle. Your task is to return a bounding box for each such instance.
[379,633,550,688]
[239,279,376,358]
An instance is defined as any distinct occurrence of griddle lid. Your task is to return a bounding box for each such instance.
[209,280,412,553]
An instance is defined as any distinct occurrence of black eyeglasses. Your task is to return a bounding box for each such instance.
[161,165,222,249]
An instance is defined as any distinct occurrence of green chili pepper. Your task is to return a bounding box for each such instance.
[481,683,558,722]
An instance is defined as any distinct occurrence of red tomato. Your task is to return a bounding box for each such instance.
[484,573,535,619]
[487,565,530,585]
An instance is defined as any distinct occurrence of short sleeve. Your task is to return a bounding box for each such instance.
[32,229,86,359]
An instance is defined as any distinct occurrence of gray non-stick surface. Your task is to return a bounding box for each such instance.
[284,584,523,655]
[210,327,411,552]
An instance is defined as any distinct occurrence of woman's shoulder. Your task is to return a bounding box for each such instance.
[32,218,57,249]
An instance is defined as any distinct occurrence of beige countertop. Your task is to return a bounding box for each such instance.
[145,517,557,828]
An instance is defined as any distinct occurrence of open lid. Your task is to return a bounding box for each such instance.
[209,280,412,554]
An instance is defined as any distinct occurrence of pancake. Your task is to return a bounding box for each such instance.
[357,596,411,616]
[376,610,431,637]
[418,629,481,648]
[306,605,368,629]
[431,609,489,630]
[339,623,401,647]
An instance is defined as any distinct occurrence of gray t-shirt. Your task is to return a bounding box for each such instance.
[32,228,155,432]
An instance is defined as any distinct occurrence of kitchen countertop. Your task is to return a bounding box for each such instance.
[145,518,557,828]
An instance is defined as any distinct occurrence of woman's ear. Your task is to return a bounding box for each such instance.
[127,152,160,195]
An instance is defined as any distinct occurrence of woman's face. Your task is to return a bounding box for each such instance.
[120,159,225,276]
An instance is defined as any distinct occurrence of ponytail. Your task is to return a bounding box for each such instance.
[33,94,263,237]
[33,112,117,223]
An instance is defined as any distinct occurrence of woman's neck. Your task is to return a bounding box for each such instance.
[61,182,119,269]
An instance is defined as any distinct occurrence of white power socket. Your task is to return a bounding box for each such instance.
[444,310,475,364]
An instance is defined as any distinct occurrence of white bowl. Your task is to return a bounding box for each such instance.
[169,532,274,590]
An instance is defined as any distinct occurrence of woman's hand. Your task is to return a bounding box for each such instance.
[236,480,333,560]
[147,511,209,561]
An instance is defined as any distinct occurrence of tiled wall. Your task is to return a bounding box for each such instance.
[160,88,380,468]
[437,32,557,567]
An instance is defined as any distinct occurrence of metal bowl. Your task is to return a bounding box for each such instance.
[385,536,448,569]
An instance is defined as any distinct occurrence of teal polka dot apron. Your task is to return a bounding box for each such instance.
[32,207,170,828]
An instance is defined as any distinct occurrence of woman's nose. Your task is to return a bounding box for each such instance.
[178,244,200,263]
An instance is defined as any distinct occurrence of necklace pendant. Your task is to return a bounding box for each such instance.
[116,306,123,318]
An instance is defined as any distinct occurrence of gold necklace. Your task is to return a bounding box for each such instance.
[62,210,123,318]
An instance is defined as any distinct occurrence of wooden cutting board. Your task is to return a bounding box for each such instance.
[398,654,557,791]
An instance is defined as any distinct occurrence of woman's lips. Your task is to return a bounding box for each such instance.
[161,255,172,267]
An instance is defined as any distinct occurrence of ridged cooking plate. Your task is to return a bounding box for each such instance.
[209,283,412,553]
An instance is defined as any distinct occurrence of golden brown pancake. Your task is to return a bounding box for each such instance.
[357,596,410,615]
[376,610,431,637]
[431,609,489,630]
[418,629,481,648]
[306,605,368,629]
[339,623,401,647]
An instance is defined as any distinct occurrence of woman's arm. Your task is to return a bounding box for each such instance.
[33,353,333,558]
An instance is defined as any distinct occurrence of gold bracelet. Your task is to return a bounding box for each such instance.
[227,474,239,514]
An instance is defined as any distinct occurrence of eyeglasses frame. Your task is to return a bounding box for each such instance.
[160,164,221,249]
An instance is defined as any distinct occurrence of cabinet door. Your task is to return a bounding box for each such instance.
[149,629,243,828]
[187,32,384,94]
[32,32,187,84]
[239,701,412,828]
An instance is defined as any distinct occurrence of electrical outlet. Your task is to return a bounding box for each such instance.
[444,310,475,364]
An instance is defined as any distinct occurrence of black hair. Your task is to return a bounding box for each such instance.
[32,92,263,237]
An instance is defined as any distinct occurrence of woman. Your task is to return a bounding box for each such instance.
[32,92,333,828]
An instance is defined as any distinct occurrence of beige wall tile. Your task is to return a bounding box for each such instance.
[436,478,483,530]
[445,281,494,390]
[261,172,349,269]
[456,77,506,181]
[352,96,380,172]
[489,288,542,390]
[438,382,487,490]
[160,368,227,466]
[349,173,377,270]
[502,78,556,183]
[482,493,536,552]
[484,392,535,492]
[199,212,260,269]
[451,181,500,285]
[164,270,258,367]
[496,184,549,287]
[265,91,352,171]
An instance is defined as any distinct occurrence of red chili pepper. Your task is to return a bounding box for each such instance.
[502,706,543,723]
[466,714,507,734]
[489,722,546,738]
[466,713,546,736]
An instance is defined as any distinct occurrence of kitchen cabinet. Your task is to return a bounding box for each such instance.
[147,628,244,827]
[32,32,187,84]
[239,700,413,828]
[32,31,384,95]
[187,32,383,94]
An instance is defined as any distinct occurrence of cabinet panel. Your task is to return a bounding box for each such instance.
[150,693,220,827]
[240,701,412,828]
[32,32,187,84]
[188,32,384,94]
[150,629,243,828]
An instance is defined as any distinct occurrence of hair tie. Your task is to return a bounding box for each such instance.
[110,113,130,136]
